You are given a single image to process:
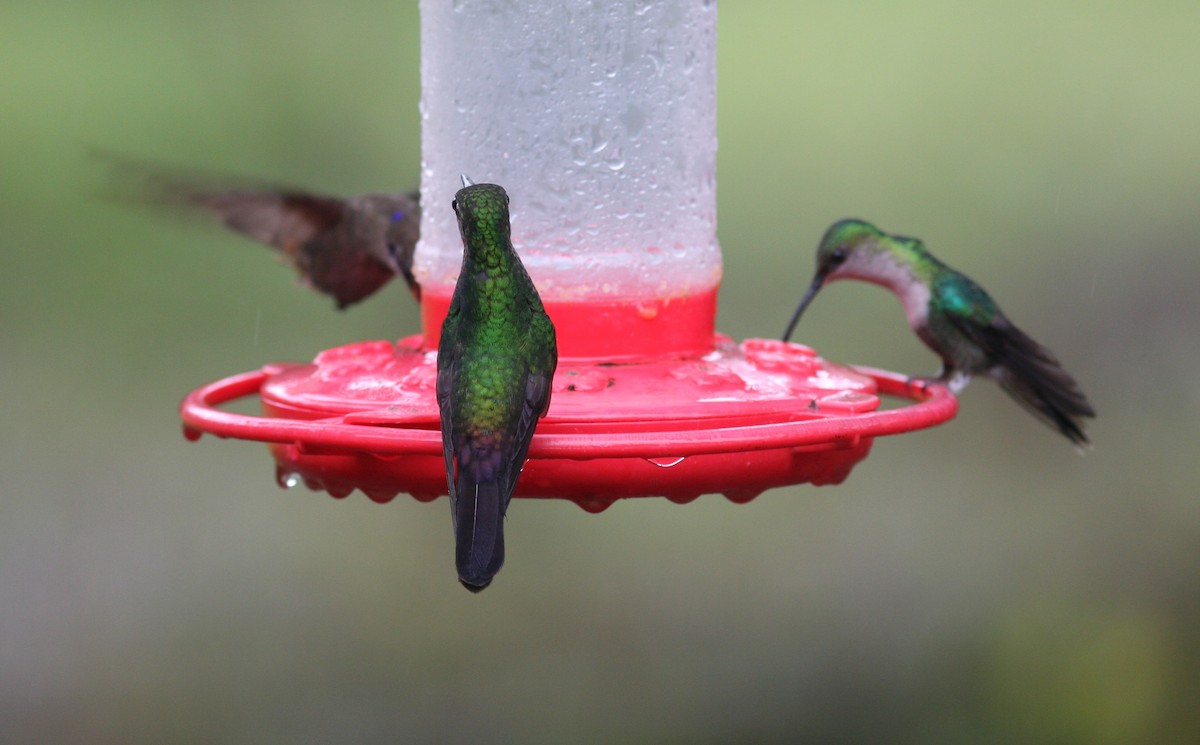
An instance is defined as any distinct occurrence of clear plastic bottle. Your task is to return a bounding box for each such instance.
[416,0,721,302]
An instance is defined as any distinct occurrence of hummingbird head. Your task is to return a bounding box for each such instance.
[452,182,511,250]
[373,192,422,299]
[349,193,420,277]
[783,219,890,342]
[813,218,889,280]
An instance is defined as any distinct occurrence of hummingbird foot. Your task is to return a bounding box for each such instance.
[941,369,971,394]
[906,376,935,397]
[906,370,970,396]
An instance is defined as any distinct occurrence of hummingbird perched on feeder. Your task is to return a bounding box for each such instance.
[437,178,557,591]
[99,153,421,307]
[783,219,1095,448]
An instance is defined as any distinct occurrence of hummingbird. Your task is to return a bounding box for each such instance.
[99,153,421,307]
[437,178,557,591]
[783,219,1095,447]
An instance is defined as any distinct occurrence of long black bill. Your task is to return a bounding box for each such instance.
[782,274,826,343]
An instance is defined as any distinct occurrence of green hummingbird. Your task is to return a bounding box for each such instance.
[437,178,557,591]
[783,219,1095,447]
[99,152,421,307]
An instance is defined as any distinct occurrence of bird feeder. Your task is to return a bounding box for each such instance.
[180,0,957,512]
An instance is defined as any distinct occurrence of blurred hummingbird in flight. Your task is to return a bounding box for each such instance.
[99,153,421,308]
[783,219,1095,447]
[437,178,557,591]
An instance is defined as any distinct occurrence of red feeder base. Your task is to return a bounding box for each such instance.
[181,290,957,511]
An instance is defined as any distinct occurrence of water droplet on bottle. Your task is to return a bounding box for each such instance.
[635,302,660,320]
[646,51,664,76]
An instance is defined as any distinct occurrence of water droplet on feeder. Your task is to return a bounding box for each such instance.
[182,425,202,442]
[575,497,614,514]
[646,456,685,468]
[722,488,763,504]
[276,468,302,490]
[365,488,401,504]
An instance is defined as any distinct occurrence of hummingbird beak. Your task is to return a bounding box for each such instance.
[782,273,826,343]
[460,174,474,187]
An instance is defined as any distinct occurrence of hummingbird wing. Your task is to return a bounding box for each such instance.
[436,298,462,506]
[98,152,348,248]
[501,299,556,484]
[186,189,346,254]
[192,189,407,309]
[99,153,415,308]
[435,298,505,591]
[504,358,555,498]
[939,279,1095,446]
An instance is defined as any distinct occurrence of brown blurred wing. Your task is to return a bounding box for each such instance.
[186,191,347,260]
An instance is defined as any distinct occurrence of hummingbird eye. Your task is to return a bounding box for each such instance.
[830,246,848,265]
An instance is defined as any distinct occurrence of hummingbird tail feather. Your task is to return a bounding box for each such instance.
[453,476,506,592]
[995,370,1090,448]
[988,319,1095,447]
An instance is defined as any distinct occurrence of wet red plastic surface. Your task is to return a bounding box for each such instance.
[180,328,958,510]
[421,287,718,361]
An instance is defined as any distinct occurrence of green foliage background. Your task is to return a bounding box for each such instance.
[2,2,1197,742]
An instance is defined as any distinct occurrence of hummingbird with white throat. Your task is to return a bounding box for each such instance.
[783,219,1095,448]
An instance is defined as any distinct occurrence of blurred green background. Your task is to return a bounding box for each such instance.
[3,2,1198,742]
